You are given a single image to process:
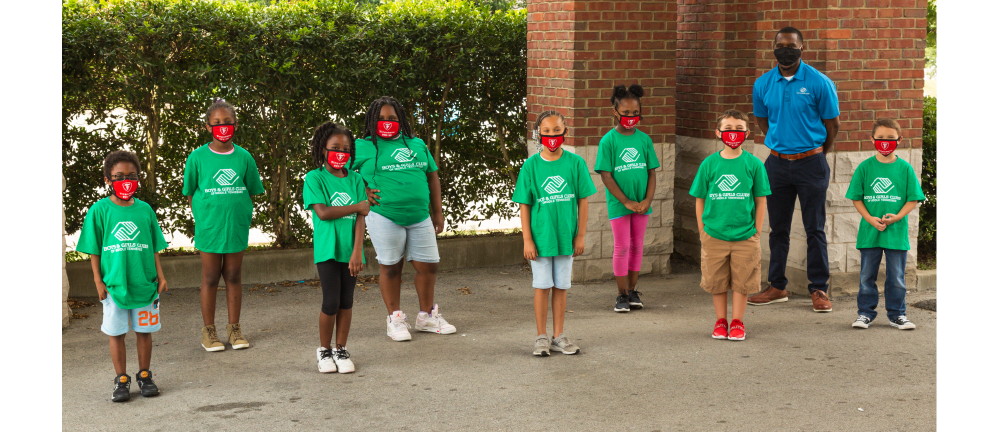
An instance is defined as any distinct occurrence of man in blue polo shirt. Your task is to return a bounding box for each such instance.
[748,26,841,313]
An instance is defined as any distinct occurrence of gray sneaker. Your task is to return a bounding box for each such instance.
[532,335,550,357]
[550,334,580,355]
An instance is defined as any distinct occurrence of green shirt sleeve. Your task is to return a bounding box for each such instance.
[845,163,866,201]
[150,207,168,253]
[423,141,439,173]
[303,171,325,208]
[751,159,772,197]
[645,136,661,170]
[182,152,198,197]
[76,203,103,256]
[689,161,710,199]
[576,156,598,198]
[245,154,265,195]
[511,161,534,205]
[905,164,926,202]
[594,134,613,173]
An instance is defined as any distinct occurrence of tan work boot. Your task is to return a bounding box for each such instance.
[227,323,250,349]
[748,286,788,305]
[201,325,225,352]
[811,290,833,312]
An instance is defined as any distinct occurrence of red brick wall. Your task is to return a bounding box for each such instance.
[526,0,676,147]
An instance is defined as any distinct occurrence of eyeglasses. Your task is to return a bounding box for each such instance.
[111,174,139,181]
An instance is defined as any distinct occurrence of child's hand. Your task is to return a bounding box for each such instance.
[524,239,538,261]
[157,277,168,295]
[637,199,652,214]
[625,200,643,213]
[881,213,898,225]
[96,282,108,301]
[573,235,585,257]
[356,201,370,216]
[349,251,363,277]
[365,187,381,206]
[866,215,886,231]
[432,211,445,234]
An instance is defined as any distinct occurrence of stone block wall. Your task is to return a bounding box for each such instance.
[526,0,677,281]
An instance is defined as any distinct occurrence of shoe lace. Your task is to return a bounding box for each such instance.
[630,291,643,297]
[319,348,333,361]
[535,336,548,346]
[206,326,219,341]
[335,347,351,360]
[392,316,411,331]
[617,294,628,303]
[230,324,244,340]
[896,316,908,323]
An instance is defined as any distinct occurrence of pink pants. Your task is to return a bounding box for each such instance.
[609,213,650,277]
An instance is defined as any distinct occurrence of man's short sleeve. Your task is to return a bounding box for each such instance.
[817,77,841,120]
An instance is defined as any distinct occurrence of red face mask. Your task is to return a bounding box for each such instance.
[618,111,640,129]
[720,130,747,149]
[376,121,399,139]
[539,133,564,152]
[327,150,351,170]
[112,180,138,201]
[211,124,236,143]
[874,138,898,156]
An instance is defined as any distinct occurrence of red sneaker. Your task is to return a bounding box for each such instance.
[728,319,746,341]
[712,318,728,339]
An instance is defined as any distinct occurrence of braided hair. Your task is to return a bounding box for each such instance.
[610,84,645,122]
[205,98,237,124]
[534,110,566,134]
[310,121,356,175]
[360,96,416,171]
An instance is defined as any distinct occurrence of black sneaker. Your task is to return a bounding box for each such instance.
[627,290,644,309]
[614,293,630,312]
[112,374,131,402]
[889,316,916,330]
[852,315,872,329]
[135,369,159,397]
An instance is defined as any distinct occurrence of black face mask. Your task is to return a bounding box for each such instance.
[773,47,801,67]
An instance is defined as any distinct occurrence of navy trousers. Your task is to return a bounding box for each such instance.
[764,152,830,293]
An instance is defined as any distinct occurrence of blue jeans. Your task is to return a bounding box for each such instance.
[857,248,908,320]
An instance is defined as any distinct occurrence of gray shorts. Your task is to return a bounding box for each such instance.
[530,255,573,290]
[366,211,440,265]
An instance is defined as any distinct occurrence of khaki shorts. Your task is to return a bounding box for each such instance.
[700,231,762,295]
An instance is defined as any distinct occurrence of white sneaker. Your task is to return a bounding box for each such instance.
[415,304,457,334]
[386,311,412,341]
[333,347,355,374]
[316,347,337,373]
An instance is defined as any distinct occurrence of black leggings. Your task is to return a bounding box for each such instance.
[317,260,356,316]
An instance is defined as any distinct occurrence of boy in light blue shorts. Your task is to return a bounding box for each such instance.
[513,110,597,357]
[76,151,169,402]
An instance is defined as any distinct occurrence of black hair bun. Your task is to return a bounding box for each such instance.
[627,84,645,98]
[611,85,629,104]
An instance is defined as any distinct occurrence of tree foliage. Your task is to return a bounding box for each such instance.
[918,96,936,265]
[63,0,527,245]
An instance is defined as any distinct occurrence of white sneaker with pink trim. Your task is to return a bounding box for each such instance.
[415,304,456,334]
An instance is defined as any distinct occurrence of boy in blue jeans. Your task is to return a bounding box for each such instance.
[845,119,925,330]
[77,151,169,401]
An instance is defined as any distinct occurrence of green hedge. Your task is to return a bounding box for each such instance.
[62,0,527,245]
[918,96,936,266]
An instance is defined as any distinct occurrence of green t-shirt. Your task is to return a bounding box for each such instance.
[353,135,439,227]
[76,198,168,309]
[845,155,925,250]
[182,144,265,254]
[594,128,661,220]
[303,167,368,264]
[689,151,771,242]
[512,151,597,257]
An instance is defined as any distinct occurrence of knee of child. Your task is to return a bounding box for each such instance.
[222,268,242,285]
[322,299,340,316]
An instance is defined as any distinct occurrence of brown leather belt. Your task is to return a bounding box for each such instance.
[770,146,823,160]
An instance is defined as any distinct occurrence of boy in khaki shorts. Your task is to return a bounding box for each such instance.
[690,110,771,341]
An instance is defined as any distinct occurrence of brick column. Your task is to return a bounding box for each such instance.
[674,0,926,296]
[527,0,676,281]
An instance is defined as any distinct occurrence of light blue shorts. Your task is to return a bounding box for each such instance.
[101,295,161,336]
[530,255,573,290]
[366,212,441,265]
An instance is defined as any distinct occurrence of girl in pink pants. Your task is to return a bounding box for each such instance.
[594,84,660,312]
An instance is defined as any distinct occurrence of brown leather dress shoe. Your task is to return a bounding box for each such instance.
[811,290,833,312]
[747,286,788,305]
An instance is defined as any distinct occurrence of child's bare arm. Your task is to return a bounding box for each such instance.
[520,204,537,261]
[90,254,107,300]
[154,253,168,294]
[574,198,589,257]
[754,196,767,233]
[349,214,367,277]
[882,201,918,226]
[695,198,706,233]
[312,202,367,221]
[852,200,886,231]
[639,169,657,213]
[599,171,638,212]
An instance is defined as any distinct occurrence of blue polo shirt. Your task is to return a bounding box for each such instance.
[752,61,840,154]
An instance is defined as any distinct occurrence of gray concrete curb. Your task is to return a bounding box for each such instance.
[67,235,525,297]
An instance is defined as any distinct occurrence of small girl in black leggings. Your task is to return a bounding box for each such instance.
[303,122,369,373]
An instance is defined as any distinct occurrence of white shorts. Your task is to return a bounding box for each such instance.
[101,296,161,336]
[530,255,573,290]
[365,212,441,265]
